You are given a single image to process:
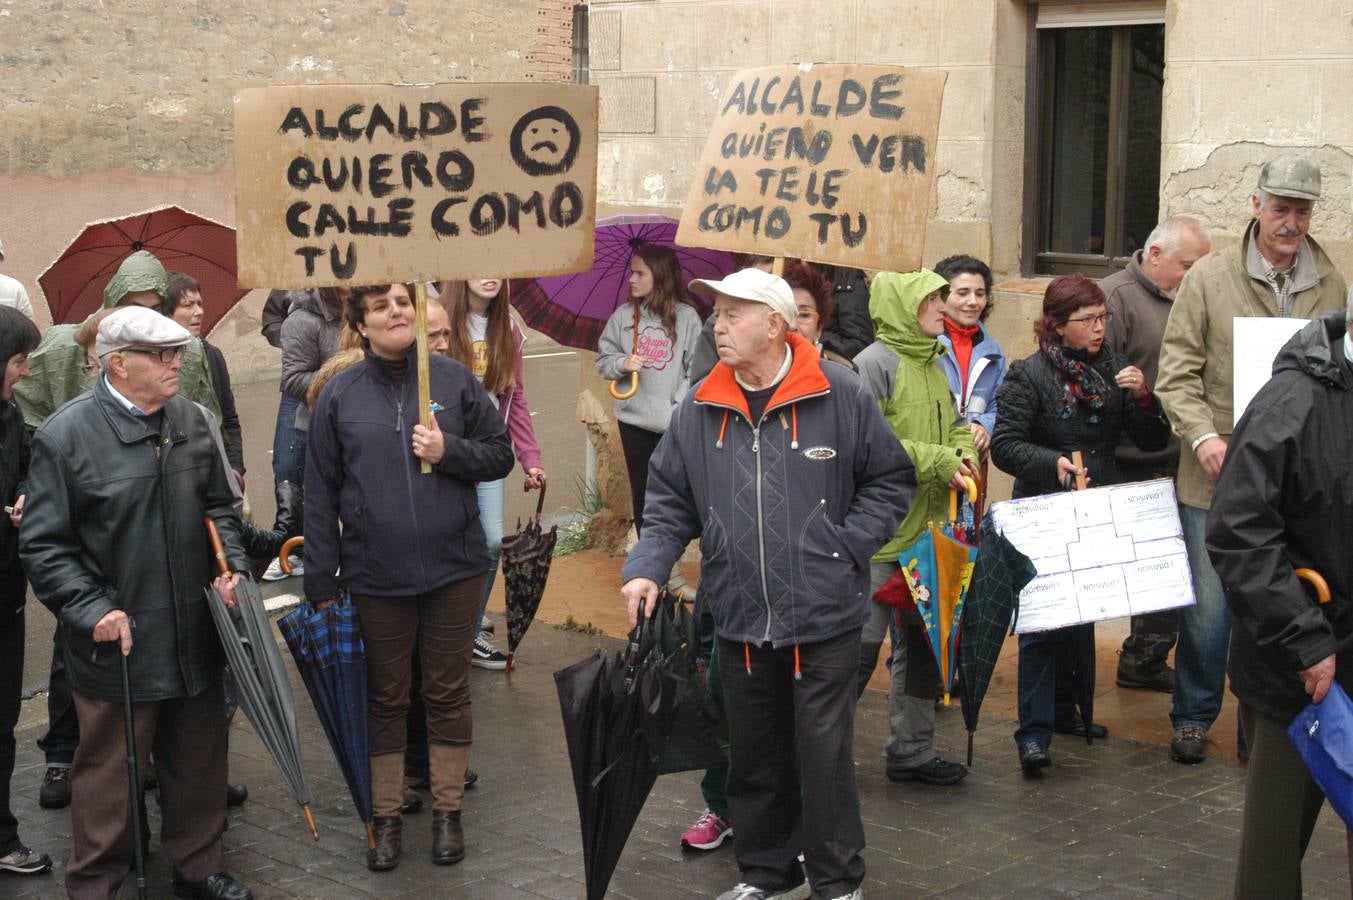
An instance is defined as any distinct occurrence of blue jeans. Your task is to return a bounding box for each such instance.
[1171,503,1231,731]
[1015,623,1095,750]
[476,478,505,633]
[272,393,307,488]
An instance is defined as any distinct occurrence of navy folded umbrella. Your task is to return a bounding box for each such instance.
[278,594,374,850]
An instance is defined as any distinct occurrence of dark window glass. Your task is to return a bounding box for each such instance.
[1045,28,1112,256]
[572,5,589,85]
[1120,26,1164,257]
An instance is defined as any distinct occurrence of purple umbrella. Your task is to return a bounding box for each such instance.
[509,214,736,353]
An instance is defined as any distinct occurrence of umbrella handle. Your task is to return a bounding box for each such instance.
[202,517,231,577]
[948,476,979,521]
[1295,567,1332,604]
[279,536,305,576]
[610,372,639,400]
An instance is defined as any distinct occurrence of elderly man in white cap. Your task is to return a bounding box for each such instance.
[20,306,254,900]
[622,268,914,900]
[1156,154,1348,766]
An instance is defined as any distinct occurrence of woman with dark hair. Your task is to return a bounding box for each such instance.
[783,260,855,370]
[0,306,52,877]
[304,283,513,872]
[992,274,1170,774]
[165,272,245,478]
[933,254,1006,458]
[437,279,545,669]
[595,243,702,533]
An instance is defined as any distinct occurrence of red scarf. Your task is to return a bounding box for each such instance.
[944,319,981,398]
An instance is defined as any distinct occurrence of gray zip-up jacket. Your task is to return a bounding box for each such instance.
[621,334,914,647]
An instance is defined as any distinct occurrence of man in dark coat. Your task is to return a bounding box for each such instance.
[622,267,912,900]
[1206,303,1353,898]
[20,307,254,900]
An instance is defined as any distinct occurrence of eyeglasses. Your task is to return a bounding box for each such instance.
[1066,313,1112,328]
[122,346,184,364]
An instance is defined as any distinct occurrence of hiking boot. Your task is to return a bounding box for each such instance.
[0,846,52,875]
[1116,664,1174,693]
[1018,740,1051,774]
[1171,726,1207,764]
[680,809,732,850]
[38,767,71,809]
[400,788,424,815]
[887,756,968,786]
[1053,720,1109,739]
[715,881,810,900]
[471,633,508,670]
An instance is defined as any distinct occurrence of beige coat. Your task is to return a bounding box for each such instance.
[1156,222,1347,509]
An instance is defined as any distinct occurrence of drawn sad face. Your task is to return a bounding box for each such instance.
[510,105,581,177]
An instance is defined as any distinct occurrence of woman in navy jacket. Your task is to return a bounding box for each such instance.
[303,284,513,873]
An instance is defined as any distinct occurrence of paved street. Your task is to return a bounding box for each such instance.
[7,614,1350,899]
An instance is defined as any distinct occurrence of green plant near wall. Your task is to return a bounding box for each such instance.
[553,473,606,557]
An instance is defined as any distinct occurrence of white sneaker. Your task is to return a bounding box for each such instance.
[825,889,863,900]
[715,882,810,900]
[262,554,302,582]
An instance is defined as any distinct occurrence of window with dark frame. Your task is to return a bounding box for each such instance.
[1026,20,1164,278]
[572,4,589,85]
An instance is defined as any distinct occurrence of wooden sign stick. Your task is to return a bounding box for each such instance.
[772,256,784,276]
[414,281,433,475]
[1071,450,1088,491]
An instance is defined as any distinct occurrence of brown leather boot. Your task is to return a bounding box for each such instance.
[431,810,465,865]
[367,815,402,871]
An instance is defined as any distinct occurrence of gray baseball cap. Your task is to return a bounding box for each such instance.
[1258,155,1322,201]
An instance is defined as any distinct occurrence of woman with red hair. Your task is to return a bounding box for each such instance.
[991,274,1170,775]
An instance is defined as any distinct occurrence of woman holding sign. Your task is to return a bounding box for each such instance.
[595,245,702,534]
[436,279,547,670]
[991,274,1170,776]
[304,283,514,871]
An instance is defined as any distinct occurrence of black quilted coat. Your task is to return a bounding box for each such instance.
[991,344,1171,498]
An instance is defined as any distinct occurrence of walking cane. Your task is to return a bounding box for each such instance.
[119,649,149,900]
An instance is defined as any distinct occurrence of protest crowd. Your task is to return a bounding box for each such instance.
[0,77,1350,900]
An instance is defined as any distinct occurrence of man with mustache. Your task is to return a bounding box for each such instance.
[1156,155,1347,766]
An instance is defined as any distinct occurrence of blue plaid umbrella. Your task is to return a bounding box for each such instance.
[277,593,374,849]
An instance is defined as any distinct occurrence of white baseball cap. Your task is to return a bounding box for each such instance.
[688,268,796,323]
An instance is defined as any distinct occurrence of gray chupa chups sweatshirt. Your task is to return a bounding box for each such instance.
[595,301,703,433]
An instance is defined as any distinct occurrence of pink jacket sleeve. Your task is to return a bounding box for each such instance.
[500,322,543,472]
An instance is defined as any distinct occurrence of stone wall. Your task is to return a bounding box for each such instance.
[0,0,567,379]
[590,0,1028,276]
[1160,0,1353,270]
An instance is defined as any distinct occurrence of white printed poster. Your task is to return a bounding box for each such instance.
[990,478,1195,634]
[1233,316,1307,421]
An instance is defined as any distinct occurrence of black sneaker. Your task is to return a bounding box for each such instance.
[38,767,70,809]
[1018,740,1051,774]
[226,784,249,807]
[887,756,968,785]
[1116,664,1175,693]
[1171,725,1207,764]
[471,634,508,670]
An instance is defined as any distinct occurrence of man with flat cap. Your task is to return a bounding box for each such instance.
[20,306,254,900]
[1156,154,1348,765]
[622,267,913,900]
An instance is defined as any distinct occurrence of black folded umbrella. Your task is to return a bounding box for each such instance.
[502,485,558,673]
[555,630,686,900]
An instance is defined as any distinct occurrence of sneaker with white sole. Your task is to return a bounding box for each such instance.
[261,554,302,582]
[471,633,508,670]
[825,889,863,900]
[715,882,809,900]
[0,845,53,875]
[680,809,732,850]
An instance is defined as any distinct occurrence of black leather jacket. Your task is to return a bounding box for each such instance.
[20,379,249,702]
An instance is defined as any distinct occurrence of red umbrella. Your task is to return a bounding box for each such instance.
[38,205,246,333]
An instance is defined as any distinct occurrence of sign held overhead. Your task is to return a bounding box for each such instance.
[676,64,946,272]
[233,82,599,289]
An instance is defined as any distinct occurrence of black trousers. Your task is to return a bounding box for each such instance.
[718,629,865,898]
[617,422,663,535]
[38,624,80,767]
[0,607,23,855]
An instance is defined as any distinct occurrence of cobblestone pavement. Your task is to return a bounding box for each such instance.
[6,621,1349,899]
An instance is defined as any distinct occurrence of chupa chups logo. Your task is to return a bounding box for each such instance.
[802,446,837,461]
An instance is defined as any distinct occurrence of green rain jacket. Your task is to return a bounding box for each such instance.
[853,270,976,562]
[15,251,219,428]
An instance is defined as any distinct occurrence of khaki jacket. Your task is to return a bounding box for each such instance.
[1156,223,1347,509]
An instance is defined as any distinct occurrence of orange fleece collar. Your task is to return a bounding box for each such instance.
[694,332,830,420]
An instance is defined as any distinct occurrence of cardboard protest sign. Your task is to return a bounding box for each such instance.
[990,479,1196,634]
[676,64,946,272]
[233,82,599,289]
